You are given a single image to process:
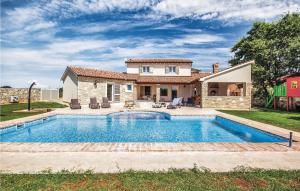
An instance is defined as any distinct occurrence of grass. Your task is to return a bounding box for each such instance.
[219,108,300,132]
[0,102,67,122]
[0,168,299,191]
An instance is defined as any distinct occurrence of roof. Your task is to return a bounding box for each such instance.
[62,66,138,81]
[136,72,210,84]
[278,73,300,82]
[199,60,254,81]
[62,66,210,84]
[125,58,192,64]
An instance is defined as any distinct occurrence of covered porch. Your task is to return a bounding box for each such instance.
[135,83,199,103]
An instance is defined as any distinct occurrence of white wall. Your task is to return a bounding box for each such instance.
[205,64,251,83]
[126,63,191,76]
[63,72,78,102]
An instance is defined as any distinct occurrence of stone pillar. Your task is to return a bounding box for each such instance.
[133,84,138,101]
[156,84,160,103]
[246,82,252,109]
[200,82,208,108]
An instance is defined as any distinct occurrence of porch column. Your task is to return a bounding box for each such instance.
[133,84,138,101]
[156,84,160,103]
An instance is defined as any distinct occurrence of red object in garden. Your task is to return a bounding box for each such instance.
[276,73,300,111]
[285,75,300,97]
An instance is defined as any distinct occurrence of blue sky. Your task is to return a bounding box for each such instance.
[1,0,299,88]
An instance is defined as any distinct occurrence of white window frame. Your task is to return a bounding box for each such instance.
[126,83,133,92]
[142,65,150,73]
[168,65,176,74]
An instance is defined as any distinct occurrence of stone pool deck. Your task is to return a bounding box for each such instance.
[1,104,300,173]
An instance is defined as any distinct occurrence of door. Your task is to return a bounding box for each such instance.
[107,84,113,101]
[171,88,177,100]
[145,86,151,96]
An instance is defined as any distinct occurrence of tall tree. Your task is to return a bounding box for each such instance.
[230,13,300,98]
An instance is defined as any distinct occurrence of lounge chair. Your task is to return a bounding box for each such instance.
[70,99,81,109]
[152,103,162,108]
[124,100,135,109]
[167,97,183,109]
[89,97,100,109]
[101,97,111,108]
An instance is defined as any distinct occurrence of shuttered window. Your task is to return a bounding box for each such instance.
[166,66,178,74]
[114,84,120,102]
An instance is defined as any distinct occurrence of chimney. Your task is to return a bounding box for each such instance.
[212,63,219,74]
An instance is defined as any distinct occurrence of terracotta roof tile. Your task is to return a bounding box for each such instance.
[125,58,192,64]
[136,72,210,84]
[69,66,138,81]
[68,66,210,84]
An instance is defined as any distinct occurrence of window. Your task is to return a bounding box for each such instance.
[291,81,298,89]
[145,86,151,96]
[168,66,176,73]
[166,66,176,74]
[160,88,168,96]
[126,84,133,92]
[142,66,150,73]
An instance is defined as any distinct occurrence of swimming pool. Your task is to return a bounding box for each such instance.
[0,112,287,143]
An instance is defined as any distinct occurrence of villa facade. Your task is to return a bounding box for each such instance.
[61,58,253,109]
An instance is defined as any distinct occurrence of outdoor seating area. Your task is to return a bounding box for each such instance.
[69,96,199,110]
[71,97,111,110]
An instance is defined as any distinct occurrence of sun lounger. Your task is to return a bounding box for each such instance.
[167,97,183,109]
[89,97,100,109]
[124,100,135,108]
[152,103,162,108]
[101,97,111,108]
[70,99,81,109]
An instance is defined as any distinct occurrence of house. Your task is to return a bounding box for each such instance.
[61,58,253,109]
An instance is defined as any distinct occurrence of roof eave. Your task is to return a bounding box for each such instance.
[60,66,77,81]
[199,60,254,82]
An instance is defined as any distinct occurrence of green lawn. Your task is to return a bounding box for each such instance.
[0,102,67,122]
[0,169,299,191]
[219,108,300,132]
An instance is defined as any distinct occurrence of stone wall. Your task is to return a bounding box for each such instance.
[0,88,41,105]
[77,76,135,105]
[201,82,252,109]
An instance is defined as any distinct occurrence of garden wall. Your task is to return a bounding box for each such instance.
[0,88,41,105]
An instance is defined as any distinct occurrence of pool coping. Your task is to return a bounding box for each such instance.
[0,109,300,152]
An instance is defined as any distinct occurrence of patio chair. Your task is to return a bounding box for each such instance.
[70,99,81,109]
[186,97,194,106]
[101,97,111,108]
[167,97,183,109]
[89,97,100,109]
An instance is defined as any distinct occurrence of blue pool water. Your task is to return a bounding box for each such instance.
[0,112,287,143]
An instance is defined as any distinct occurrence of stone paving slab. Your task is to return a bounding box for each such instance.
[1,142,299,152]
[1,151,300,173]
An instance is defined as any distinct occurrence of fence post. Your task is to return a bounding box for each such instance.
[289,132,293,147]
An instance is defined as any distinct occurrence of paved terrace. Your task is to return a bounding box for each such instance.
[1,104,300,173]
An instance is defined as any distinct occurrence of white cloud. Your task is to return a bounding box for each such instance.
[172,34,225,45]
[1,33,231,87]
[152,0,300,22]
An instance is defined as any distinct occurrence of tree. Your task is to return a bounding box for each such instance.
[230,13,300,98]
[0,85,12,88]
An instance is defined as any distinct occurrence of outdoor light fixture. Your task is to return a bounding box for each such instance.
[28,81,37,111]
[94,80,99,88]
